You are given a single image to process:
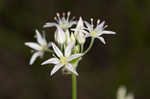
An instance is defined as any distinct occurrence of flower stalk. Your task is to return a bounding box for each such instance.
[72,74,77,99]
[84,37,95,54]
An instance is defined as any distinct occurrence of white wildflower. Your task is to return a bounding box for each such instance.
[84,18,116,44]
[25,30,50,65]
[44,12,76,30]
[41,42,83,76]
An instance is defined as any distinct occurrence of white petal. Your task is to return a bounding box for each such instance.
[68,53,83,61]
[43,22,57,28]
[101,30,116,35]
[65,42,74,57]
[84,21,93,31]
[97,37,106,44]
[96,21,105,31]
[51,43,63,58]
[65,63,78,76]
[77,17,84,28]
[50,63,64,76]
[41,58,60,65]
[29,52,42,65]
[85,33,91,38]
[72,28,88,34]
[25,42,41,50]
[35,30,47,45]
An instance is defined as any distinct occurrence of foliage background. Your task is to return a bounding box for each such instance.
[0,0,150,99]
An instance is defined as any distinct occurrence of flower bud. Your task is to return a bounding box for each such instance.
[65,29,71,44]
[55,27,66,44]
[70,33,76,44]
[74,45,80,53]
[76,32,85,44]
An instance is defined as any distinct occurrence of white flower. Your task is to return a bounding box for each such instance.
[44,12,76,30]
[72,17,86,44]
[84,19,116,44]
[41,42,83,76]
[25,30,50,65]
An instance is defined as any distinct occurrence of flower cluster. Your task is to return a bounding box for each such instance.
[25,12,115,76]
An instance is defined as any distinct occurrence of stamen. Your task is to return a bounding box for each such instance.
[104,25,108,29]
[67,11,71,17]
[62,12,66,17]
[54,17,58,22]
[90,18,94,27]
[56,12,61,22]
[56,12,60,17]
[67,11,71,21]
[97,19,100,25]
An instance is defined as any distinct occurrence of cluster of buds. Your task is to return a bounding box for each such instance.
[25,12,116,76]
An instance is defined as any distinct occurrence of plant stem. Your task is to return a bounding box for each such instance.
[72,74,77,99]
[84,37,95,54]
[81,44,84,53]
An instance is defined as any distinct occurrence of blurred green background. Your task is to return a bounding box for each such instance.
[0,0,150,99]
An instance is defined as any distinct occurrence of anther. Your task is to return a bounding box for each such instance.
[56,12,60,17]
[67,11,71,16]
[62,12,65,17]
[97,19,100,24]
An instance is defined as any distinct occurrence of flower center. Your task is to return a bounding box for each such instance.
[91,31,97,37]
[40,45,47,51]
[60,23,69,29]
[60,57,69,64]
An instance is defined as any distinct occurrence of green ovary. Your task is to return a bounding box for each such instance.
[60,24,69,29]
[60,57,69,64]
[40,45,47,51]
[91,31,97,37]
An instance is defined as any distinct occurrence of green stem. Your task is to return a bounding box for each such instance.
[81,44,84,53]
[84,37,95,54]
[72,74,77,99]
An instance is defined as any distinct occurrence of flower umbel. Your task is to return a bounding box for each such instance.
[25,30,50,65]
[25,12,116,76]
[25,11,116,99]
[41,42,83,76]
